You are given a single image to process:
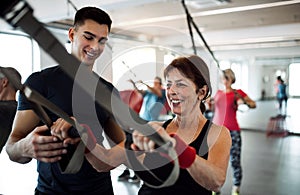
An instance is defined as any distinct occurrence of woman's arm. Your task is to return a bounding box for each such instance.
[187,125,231,192]
[85,117,129,172]
[85,141,127,172]
[236,90,256,108]
[131,122,232,192]
[51,116,128,172]
[243,95,256,108]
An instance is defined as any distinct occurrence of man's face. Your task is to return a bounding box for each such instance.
[222,74,233,88]
[68,19,109,67]
[154,79,161,88]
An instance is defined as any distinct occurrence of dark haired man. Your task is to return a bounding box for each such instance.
[6,7,124,194]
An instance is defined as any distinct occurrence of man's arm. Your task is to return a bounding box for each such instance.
[128,79,145,95]
[6,110,67,163]
[143,82,163,97]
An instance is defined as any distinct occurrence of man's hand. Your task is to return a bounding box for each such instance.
[25,125,67,163]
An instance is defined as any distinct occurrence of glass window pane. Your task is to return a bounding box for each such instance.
[112,47,156,90]
[289,63,300,96]
[0,33,34,81]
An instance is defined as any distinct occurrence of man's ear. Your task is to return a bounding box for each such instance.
[1,78,8,88]
[68,28,75,42]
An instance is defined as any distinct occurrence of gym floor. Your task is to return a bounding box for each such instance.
[1,99,299,195]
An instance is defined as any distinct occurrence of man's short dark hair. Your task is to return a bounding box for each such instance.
[74,7,112,32]
[154,76,162,85]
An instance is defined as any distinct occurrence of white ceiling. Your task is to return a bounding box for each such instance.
[2,0,300,64]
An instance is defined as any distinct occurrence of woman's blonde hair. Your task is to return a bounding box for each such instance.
[223,68,236,84]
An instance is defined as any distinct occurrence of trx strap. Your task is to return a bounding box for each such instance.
[0,0,179,187]
[0,66,87,174]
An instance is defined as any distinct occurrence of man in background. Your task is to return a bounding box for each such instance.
[128,76,166,121]
[118,77,167,182]
[0,67,21,153]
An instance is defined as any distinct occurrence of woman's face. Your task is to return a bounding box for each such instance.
[165,68,200,116]
[222,74,233,88]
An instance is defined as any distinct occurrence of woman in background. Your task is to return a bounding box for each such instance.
[213,69,256,195]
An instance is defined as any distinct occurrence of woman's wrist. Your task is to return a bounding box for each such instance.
[169,133,196,169]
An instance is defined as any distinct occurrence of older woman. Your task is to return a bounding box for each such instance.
[131,55,232,194]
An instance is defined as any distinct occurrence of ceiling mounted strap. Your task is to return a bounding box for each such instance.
[181,0,220,68]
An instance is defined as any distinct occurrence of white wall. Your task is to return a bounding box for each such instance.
[39,28,68,69]
[247,59,263,100]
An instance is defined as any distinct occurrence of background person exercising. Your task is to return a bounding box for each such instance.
[0,67,21,153]
[128,77,166,121]
[212,69,256,195]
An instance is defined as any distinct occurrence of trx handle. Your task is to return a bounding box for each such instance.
[124,138,180,188]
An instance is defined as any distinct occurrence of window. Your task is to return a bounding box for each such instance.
[0,33,39,82]
[219,60,246,89]
[164,52,178,66]
[289,63,300,96]
[112,47,156,90]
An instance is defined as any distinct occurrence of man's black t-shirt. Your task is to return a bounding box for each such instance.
[18,66,118,194]
[0,100,17,153]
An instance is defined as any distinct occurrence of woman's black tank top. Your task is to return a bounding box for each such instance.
[138,119,212,195]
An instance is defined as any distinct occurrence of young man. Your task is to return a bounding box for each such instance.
[0,67,21,153]
[6,7,125,194]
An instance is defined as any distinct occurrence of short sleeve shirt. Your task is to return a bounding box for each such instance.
[213,89,247,131]
[139,89,166,121]
[18,66,118,194]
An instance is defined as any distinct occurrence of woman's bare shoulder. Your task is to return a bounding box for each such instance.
[208,123,231,147]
